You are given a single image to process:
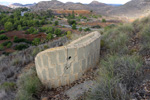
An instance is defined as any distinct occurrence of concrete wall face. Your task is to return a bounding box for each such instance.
[35,31,101,88]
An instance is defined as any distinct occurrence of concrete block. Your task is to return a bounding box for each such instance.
[58,49,67,64]
[73,62,81,74]
[48,52,58,65]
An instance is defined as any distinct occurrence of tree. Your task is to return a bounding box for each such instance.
[72,24,76,30]
[4,22,13,31]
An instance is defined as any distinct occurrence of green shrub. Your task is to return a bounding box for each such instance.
[2,41,12,46]
[4,22,13,31]
[0,30,5,34]
[54,21,59,26]
[0,82,16,91]
[46,33,53,40]
[32,38,41,46]
[6,42,12,48]
[84,28,91,32]
[0,44,4,51]
[54,29,61,36]
[79,27,82,31]
[16,68,42,100]
[72,24,76,30]
[102,18,106,23]
[32,47,40,57]
[91,25,101,28]
[87,55,143,100]
[0,34,8,40]
[13,36,30,43]
[66,31,72,39]
[14,44,29,50]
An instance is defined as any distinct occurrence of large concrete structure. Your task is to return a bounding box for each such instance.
[35,31,101,88]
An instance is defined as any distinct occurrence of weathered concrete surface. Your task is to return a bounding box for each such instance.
[35,31,101,88]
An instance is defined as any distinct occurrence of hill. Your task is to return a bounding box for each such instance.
[9,3,36,8]
[109,0,150,18]
[0,5,11,12]
[31,0,113,15]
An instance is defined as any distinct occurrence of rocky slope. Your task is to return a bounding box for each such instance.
[0,5,11,12]
[109,0,150,18]
[31,0,113,15]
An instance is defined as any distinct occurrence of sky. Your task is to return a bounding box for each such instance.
[0,0,131,5]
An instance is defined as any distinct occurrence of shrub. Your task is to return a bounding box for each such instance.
[84,28,91,32]
[0,34,8,40]
[32,47,40,57]
[14,44,29,50]
[16,68,42,100]
[67,19,76,25]
[102,18,106,23]
[0,44,4,51]
[0,30,5,34]
[4,22,13,31]
[13,36,30,43]
[46,33,53,40]
[79,27,82,31]
[32,38,41,46]
[17,25,22,31]
[87,55,143,100]
[2,41,12,46]
[6,42,12,48]
[0,82,16,91]
[91,25,101,28]
[54,29,61,36]
[72,24,76,30]
[66,31,72,39]
[54,21,59,26]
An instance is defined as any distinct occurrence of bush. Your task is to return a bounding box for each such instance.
[0,44,4,51]
[66,31,72,39]
[79,27,82,31]
[0,30,5,34]
[84,28,91,32]
[13,36,30,43]
[102,19,106,23]
[4,22,13,31]
[16,68,42,100]
[2,41,12,47]
[87,55,143,100]
[6,42,13,48]
[54,29,61,36]
[0,34,8,40]
[67,19,76,25]
[46,33,53,40]
[32,38,41,46]
[72,24,76,30]
[0,82,16,91]
[54,21,59,26]
[14,44,29,50]
[91,25,101,28]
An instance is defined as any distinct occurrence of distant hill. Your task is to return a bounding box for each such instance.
[0,4,11,12]
[108,4,122,6]
[108,0,150,18]
[31,0,113,15]
[9,3,36,8]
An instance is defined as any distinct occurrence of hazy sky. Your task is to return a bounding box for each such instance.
[0,0,131,4]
